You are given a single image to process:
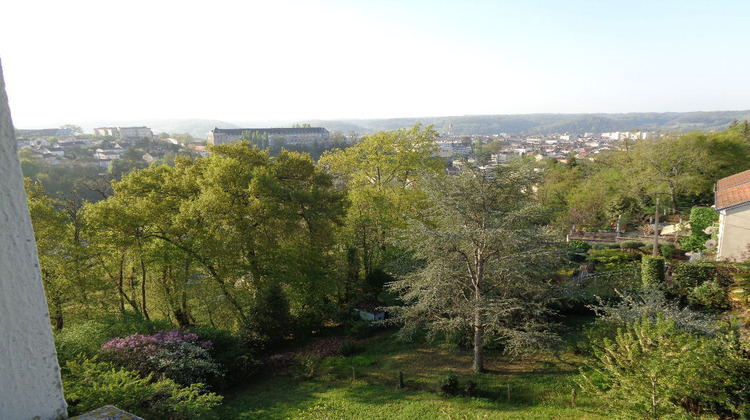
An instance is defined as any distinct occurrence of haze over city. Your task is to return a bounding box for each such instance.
[2,0,750,129]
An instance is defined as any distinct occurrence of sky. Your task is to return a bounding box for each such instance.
[2,0,750,129]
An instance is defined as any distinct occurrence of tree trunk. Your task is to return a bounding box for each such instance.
[118,256,125,313]
[668,183,677,214]
[140,255,149,320]
[473,256,484,373]
[51,295,63,332]
[473,315,484,372]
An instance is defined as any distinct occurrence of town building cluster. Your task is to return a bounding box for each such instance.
[17,123,653,172]
[436,131,654,169]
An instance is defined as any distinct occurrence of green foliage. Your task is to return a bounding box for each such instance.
[619,240,645,250]
[679,207,718,252]
[55,312,172,366]
[319,123,443,275]
[364,268,394,296]
[641,256,665,287]
[670,262,734,309]
[659,243,675,261]
[100,330,221,387]
[688,281,730,310]
[567,240,591,263]
[63,357,222,419]
[388,163,564,372]
[587,248,639,271]
[187,326,258,389]
[337,340,362,357]
[580,315,699,418]
[293,354,322,380]
[581,315,750,419]
[244,282,293,352]
[567,240,591,253]
[440,372,460,395]
[672,262,732,290]
[688,206,718,234]
[55,321,111,366]
[589,287,717,336]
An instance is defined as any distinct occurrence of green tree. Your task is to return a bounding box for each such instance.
[94,143,346,330]
[388,164,563,372]
[319,123,443,276]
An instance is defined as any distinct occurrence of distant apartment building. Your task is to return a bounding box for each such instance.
[93,126,154,141]
[207,127,330,146]
[16,128,72,137]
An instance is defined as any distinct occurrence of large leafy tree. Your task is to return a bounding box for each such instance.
[319,123,443,276]
[88,142,346,329]
[26,179,105,330]
[388,163,564,372]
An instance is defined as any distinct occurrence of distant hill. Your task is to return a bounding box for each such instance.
[75,111,750,138]
[304,110,750,136]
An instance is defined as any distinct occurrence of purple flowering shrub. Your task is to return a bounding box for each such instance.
[101,329,221,386]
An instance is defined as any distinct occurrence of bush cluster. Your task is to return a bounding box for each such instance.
[63,358,222,419]
[440,372,478,397]
[101,329,221,387]
[670,262,734,310]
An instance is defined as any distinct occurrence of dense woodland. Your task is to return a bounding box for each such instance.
[23,123,750,418]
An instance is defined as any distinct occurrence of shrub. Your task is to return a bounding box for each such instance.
[580,317,750,419]
[337,340,361,357]
[588,249,639,271]
[55,312,173,367]
[293,354,321,380]
[440,372,460,395]
[660,243,675,261]
[641,256,665,287]
[580,316,701,418]
[347,318,379,339]
[98,310,173,339]
[100,330,220,387]
[63,357,222,419]
[567,241,590,263]
[620,240,645,250]
[55,321,110,366]
[568,240,591,253]
[679,207,718,252]
[671,262,735,304]
[243,282,292,353]
[588,287,717,336]
[463,379,478,397]
[187,326,257,389]
[688,282,730,311]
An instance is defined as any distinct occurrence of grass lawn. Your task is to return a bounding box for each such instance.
[210,315,610,419]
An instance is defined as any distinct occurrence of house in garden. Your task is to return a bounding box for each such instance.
[715,168,750,261]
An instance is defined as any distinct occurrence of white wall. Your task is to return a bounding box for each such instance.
[0,60,68,419]
[718,206,750,261]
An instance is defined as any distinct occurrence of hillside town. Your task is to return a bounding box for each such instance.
[16,124,655,170]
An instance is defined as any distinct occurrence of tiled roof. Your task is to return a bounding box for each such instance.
[717,168,750,191]
[716,181,750,210]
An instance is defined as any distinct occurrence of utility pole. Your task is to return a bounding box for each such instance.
[653,198,660,257]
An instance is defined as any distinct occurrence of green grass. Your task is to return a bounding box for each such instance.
[211,315,609,419]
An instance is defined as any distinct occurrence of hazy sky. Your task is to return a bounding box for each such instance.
[2,0,749,128]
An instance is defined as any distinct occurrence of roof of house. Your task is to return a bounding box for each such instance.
[716,168,750,210]
[717,168,750,191]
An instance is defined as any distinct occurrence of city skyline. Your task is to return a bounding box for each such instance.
[2,0,750,128]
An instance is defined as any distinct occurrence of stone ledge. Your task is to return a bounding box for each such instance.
[70,406,143,420]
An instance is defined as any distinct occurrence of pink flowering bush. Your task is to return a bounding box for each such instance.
[101,329,220,387]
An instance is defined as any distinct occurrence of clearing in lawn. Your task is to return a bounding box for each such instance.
[211,315,609,419]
